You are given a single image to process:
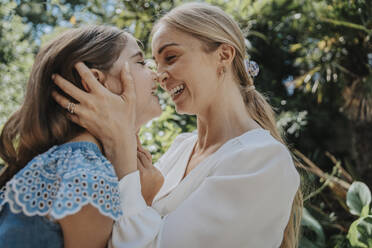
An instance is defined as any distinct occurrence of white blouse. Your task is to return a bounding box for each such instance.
[109,129,300,248]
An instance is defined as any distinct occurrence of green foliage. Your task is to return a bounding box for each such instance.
[0,1,35,125]
[347,182,371,217]
[277,110,308,138]
[0,0,372,246]
[300,208,326,247]
[346,181,372,248]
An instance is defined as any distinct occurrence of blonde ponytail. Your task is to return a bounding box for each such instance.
[154,2,303,247]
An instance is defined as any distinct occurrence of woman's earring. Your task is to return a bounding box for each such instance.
[219,66,226,77]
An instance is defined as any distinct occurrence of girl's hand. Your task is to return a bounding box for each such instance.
[136,136,164,206]
[52,62,137,179]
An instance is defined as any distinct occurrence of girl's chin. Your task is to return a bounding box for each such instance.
[136,108,162,127]
[148,107,162,120]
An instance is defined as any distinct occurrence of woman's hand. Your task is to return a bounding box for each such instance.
[52,62,137,179]
[136,136,164,206]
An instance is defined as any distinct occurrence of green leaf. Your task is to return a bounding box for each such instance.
[347,182,372,216]
[361,204,370,218]
[300,208,326,247]
[347,216,372,248]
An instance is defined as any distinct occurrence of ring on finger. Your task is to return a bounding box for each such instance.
[67,102,76,114]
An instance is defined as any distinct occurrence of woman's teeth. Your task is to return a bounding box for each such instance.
[170,84,185,97]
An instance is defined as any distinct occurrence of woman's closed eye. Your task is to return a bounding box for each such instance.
[137,60,146,66]
[165,55,176,63]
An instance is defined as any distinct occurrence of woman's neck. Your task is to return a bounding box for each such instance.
[195,83,261,152]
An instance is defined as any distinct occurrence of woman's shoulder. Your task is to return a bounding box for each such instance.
[0,141,122,221]
[234,129,290,157]
[214,129,298,178]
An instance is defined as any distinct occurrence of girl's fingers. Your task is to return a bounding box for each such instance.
[137,151,146,165]
[137,157,145,171]
[145,149,152,158]
[53,74,88,104]
[136,141,152,161]
[142,149,152,161]
[137,151,150,168]
[120,62,136,102]
[136,135,142,148]
[75,62,105,93]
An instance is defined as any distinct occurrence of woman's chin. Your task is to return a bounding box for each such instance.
[174,105,193,115]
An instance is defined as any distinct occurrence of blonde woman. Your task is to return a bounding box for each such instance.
[52,3,303,248]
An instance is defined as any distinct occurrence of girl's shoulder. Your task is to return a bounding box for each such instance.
[0,141,122,221]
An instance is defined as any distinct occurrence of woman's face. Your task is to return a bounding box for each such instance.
[105,34,162,127]
[151,24,220,115]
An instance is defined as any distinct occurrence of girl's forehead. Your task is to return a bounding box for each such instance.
[126,35,141,50]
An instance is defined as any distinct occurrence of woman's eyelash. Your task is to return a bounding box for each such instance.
[137,61,146,65]
[165,56,176,62]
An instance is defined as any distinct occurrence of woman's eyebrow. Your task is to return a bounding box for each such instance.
[152,43,180,62]
[157,43,179,55]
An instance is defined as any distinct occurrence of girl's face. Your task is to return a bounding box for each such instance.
[105,35,162,127]
[151,24,220,115]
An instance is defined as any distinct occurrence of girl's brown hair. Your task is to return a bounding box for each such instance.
[153,3,303,247]
[0,25,128,187]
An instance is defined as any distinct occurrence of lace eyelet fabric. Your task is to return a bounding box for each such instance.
[0,141,123,221]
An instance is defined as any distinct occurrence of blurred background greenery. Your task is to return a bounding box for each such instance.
[0,0,371,246]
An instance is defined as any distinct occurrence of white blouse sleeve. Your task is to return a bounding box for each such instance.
[109,142,300,248]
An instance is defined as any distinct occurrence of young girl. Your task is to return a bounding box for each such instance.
[0,25,162,248]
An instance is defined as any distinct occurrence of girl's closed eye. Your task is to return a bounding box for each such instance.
[137,60,146,66]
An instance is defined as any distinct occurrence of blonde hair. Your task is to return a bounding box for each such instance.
[153,3,303,247]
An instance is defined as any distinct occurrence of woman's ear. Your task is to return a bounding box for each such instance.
[217,43,236,67]
[81,69,106,92]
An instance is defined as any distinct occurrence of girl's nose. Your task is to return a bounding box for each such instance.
[151,71,159,82]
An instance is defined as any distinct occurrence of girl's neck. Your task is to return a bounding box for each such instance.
[68,132,103,153]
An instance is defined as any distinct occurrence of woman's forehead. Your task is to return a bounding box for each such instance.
[151,25,199,56]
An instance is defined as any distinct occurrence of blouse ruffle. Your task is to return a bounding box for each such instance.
[0,142,122,221]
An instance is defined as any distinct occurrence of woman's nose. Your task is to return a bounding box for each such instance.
[157,71,169,88]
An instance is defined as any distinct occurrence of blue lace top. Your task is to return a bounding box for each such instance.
[0,141,122,248]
